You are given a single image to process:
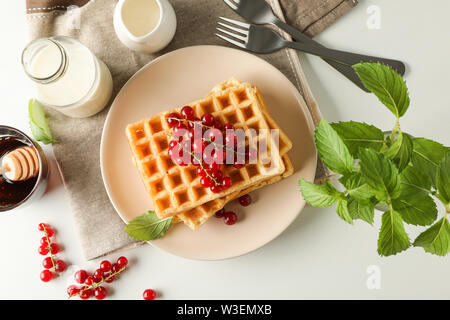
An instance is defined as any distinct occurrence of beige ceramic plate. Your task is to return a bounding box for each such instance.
[100,45,317,260]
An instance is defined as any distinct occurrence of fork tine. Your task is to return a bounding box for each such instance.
[216,27,247,42]
[217,22,249,37]
[215,33,246,49]
[219,16,251,29]
[223,0,238,10]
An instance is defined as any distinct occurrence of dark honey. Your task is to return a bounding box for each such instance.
[0,137,38,209]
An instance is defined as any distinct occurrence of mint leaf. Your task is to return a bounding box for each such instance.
[392,185,437,226]
[314,119,354,175]
[413,217,450,256]
[359,148,401,202]
[124,211,172,241]
[399,165,432,194]
[436,153,450,204]
[384,132,413,172]
[411,138,449,187]
[299,178,340,207]
[339,172,374,201]
[347,197,375,225]
[331,121,385,157]
[336,198,353,224]
[28,99,57,144]
[353,62,410,118]
[377,209,410,256]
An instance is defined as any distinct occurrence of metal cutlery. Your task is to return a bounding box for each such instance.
[216,18,405,79]
[221,0,406,91]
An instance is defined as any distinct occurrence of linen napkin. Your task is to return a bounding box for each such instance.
[26,0,357,260]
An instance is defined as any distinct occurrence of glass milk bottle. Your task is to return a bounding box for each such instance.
[22,36,113,118]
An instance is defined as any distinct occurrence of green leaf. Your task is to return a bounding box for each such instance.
[353,62,410,118]
[391,165,437,226]
[314,119,354,175]
[436,153,450,204]
[413,217,450,256]
[377,209,411,256]
[330,121,385,157]
[124,211,172,241]
[411,138,449,187]
[399,165,432,194]
[28,99,57,144]
[339,172,374,201]
[299,178,340,207]
[392,185,437,226]
[347,197,375,225]
[384,132,413,172]
[336,198,353,224]
[359,148,401,201]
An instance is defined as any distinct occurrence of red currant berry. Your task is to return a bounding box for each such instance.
[188,117,201,129]
[143,289,157,300]
[212,150,224,164]
[166,113,180,128]
[40,236,49,246]
[201,113,214,127]
[238,194,252,207]
[55,260,67,273]
[100,260,112,272]
[49,243,60,254]
[93,269,104,282]
[215,208,225,218]
[104,273,115,283]
[213,120,223,130]
[211,170,223,181]
[181,106,195,120]
[112,263,120,273]
[224,123,234,130]
[38,245,49,256]
[38,223,49,231]
[40,270,53,282]
[117,256,128,268]
[224,211,238,225]
[169,140,178,149]
[94,286,107,300]
[173,124,188,137]
[42,257,53,269]
[200,176,212,188]
[79,287,92,300]
[210,184,223,194]
[67,285,80,297]
[222,177,233,189]
[74,269,88,284]
[84,276,95,286]
[209,162,221,172]
[207,128,222,142]
[44,228,54,237]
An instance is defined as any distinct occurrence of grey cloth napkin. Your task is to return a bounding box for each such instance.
[26,0,356,260]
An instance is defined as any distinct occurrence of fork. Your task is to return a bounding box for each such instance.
[221,0,405,91]
[216,18,406,78]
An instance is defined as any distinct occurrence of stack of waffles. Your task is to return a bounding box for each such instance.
[126,78,293,230]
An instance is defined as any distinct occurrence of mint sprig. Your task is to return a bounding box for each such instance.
[299,62,450,257]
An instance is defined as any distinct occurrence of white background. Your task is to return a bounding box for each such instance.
[1,0,449,300]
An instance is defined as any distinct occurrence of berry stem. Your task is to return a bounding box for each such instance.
[167,133,222,187]
[42,225,56,272]
[68,266,127,299]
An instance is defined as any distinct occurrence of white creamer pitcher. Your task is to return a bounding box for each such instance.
[113,0,177,53]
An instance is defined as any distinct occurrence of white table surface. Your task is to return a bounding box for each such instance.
[1,0,449,300]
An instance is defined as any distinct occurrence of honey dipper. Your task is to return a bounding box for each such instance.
[0,146,40,181]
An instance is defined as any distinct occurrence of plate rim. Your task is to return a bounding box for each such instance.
[100,44,317,260]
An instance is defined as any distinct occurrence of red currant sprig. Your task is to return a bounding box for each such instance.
[68,256,129,300]
[38,223,66,282]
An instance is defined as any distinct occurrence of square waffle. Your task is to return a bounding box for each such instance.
[174,79,294,230]
[126,82,286,219]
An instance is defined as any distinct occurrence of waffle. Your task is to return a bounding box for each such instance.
[175,79,294,229]
[126,82,286,219]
